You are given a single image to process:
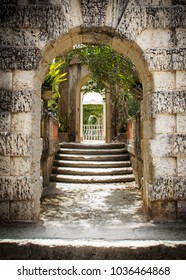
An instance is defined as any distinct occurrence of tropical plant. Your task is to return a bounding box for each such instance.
[43,59,67,114]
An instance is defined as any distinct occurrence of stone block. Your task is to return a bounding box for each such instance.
[144,48,186,71]
[0,112,11,132]
[9,200,34,221]
[154,114,176,134]
[153,157,177,177]
[10,157,31,176]
[0,70,12,90]
[0,133,30,156]
[176,71,186,89]
[177,201,186,221]
[11,113,32,134]
[150,134,173,157]
[80,0,107,27]
[0,202,9,220]
[0,47,41,70]
[0,156,10,176]
[151,201,177,221]
[136,29,174,51]
[153,72,175,91]
[13,70,35,90]
[176,28,186,48]
[0,176,32,201]
[30,138,43,163]
[172,134,186,156]
[177,158,186,177]
[172,91,186,113]
[177,114,186,133]
[150,177,174,201]
[0,88,33,113]
[174,177,186,200]
[152,91,173,116]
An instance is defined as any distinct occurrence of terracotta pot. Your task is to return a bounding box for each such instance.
[41,86,52,101]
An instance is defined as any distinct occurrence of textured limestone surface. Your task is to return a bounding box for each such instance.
[0,0,185,223]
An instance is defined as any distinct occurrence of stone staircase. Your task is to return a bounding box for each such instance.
[50,142,135,184]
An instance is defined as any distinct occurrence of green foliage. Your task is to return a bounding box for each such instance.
[43,59,67,114]
[127,94,140,117]
[64,45,142,100]
[83,104,103,124]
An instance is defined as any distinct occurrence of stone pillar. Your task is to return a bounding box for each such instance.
[0,70,42,222]
[68,63,82,142]
[142,35,186,221]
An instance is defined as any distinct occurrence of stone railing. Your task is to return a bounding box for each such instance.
[83,124,104,141]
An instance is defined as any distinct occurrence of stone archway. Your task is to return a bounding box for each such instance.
[0,1,185,222]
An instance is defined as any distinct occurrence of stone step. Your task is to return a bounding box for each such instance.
[58,147,127,155]
[55,153,129,162]
[50,173,135,183]
[53,160,132,168]
[52,166,133,176]
[60,142,125,150]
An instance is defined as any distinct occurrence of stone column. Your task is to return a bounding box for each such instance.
[68,63,82,142]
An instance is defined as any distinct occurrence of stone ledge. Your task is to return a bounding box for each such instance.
[0,239,186,260]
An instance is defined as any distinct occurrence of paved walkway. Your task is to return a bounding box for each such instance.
[0,181,186,259]
[0,181,186,241]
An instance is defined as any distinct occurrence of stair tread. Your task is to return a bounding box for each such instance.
[50,173,135,183]
[59,148,127,155]
[53,160,131,166]
[56,154,129,161]
[51,142,134,184]
[52,166,133,175]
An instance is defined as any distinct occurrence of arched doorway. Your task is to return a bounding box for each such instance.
[81,89,106,143]
[1,1,184,223]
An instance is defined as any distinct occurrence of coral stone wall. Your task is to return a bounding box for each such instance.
[0,0,185,222]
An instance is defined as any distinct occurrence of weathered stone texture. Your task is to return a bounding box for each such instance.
[0,157,10,176]
[152,90,186,116]
[177,114,186,133]
[9,200,34,221]
[0,176,32,201]
[0,47,41,70]
[0,112,11,132]
[154,115,176,134]
[153,157,177,177]
[151,134,186,157]
[151,201,177,221]
[172,134,186,156]
[0,89,32,112]
[177,158,186,176]
[11,113,32,134]
[0,71,12,90]
[150,177,174,200]
[0,4,69,38]
[0,133,30,156]
[10,157,31,176]
[0,202,9,220]
[177,201,186,221]
[150,177,186,201]
[144,48,186,71]
[176,71,186,89]
[117,6,186,40]
[153,72,175,91]
[174,177,186,200]
[80,0,108,27]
